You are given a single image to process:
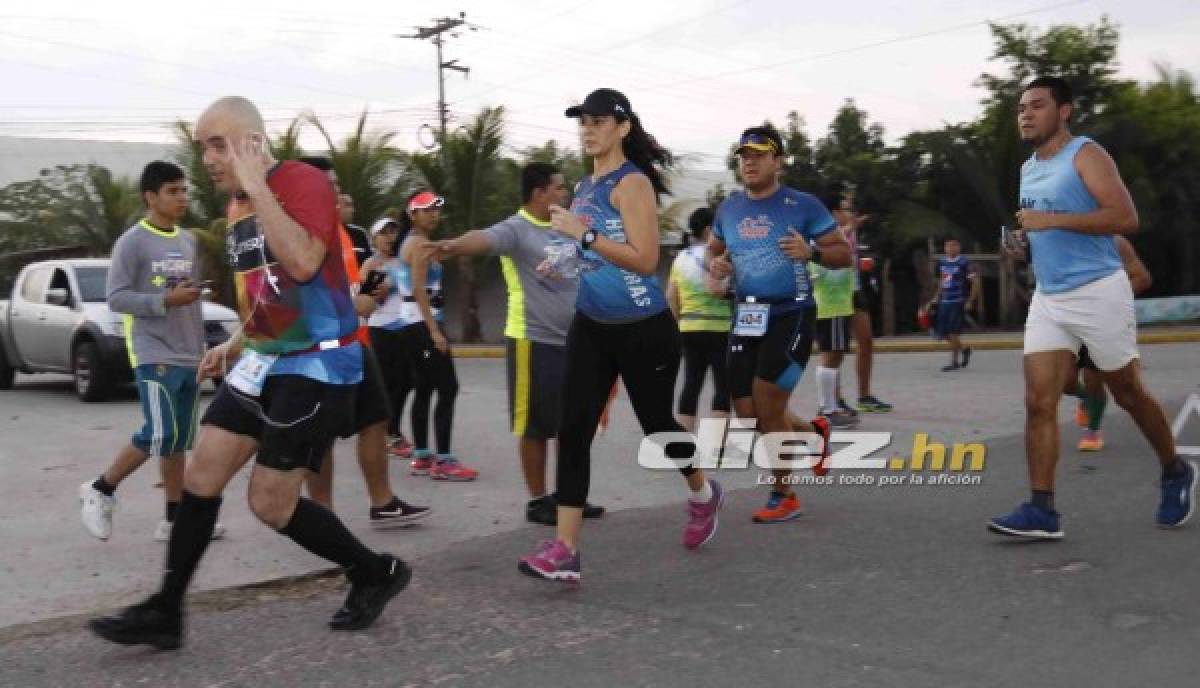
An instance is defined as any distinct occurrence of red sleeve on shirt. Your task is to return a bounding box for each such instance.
[267,161,339,247]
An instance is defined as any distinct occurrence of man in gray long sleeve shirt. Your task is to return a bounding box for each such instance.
[79,161,224,543]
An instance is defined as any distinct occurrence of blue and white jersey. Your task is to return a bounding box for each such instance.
[572,161,669,323]
[936,255,972,304]
[712,186,836,314]
[1019,135,1122,295]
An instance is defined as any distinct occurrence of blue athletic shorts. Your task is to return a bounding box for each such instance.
[131,364,201,458]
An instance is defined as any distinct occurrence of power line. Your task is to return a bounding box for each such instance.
[398,13,476,142]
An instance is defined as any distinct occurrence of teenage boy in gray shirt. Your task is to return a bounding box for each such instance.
[430,162,605,525]
[79,161,224,543]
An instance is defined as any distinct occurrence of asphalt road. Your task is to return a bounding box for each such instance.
[1,343,1198,687]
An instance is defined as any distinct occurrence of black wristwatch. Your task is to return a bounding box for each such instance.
[581,229,598,250]
[810,245,823,266]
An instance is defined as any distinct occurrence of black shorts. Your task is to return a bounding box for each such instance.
[202,374,356,473]
[853,289,871,312]
[728,307,815,401]
[506,337,565,440]
[1077,345,1097,371]
[815,315,852,353]
[342,343,391,438]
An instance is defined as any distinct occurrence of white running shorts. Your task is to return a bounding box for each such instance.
[1023,269,1138,372]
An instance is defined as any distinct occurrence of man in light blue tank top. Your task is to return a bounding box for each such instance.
[988,77,1194,540]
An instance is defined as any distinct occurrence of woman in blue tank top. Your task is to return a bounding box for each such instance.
[394,190,479,482]
[518,88,723,584]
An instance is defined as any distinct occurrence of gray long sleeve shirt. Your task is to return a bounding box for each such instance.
[106,220,205,367]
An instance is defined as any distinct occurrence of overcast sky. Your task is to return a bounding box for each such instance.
[1,0,1196,168]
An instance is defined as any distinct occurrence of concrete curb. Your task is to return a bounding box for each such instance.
[0,568,343,643]
[449,329,1200,358]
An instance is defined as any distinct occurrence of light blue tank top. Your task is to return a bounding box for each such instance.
[572,161,668,323]
[1019,136,1122,294]
[390,236,445,327]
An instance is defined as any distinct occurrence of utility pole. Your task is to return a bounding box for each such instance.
[398,12,472,144]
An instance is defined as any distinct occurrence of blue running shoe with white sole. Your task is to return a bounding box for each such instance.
[987,502,1063,540]
[1156,460,1197,529]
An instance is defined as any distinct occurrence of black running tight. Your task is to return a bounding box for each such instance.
[678,330,731,416]
[398,323,458,455]
[369,327,414,438]
[556,310,697,508]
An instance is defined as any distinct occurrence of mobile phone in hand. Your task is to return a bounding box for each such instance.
[361,270,387,294]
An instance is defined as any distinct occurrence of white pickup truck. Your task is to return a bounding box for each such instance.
[0,259,239,401]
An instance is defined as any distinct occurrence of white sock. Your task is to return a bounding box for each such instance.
[688,479,713,503]
[817,366,838,413]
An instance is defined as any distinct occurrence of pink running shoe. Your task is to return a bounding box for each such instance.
[518,539,581,583]
[410,455,434,476]
[682,479,724,550]
[430,457,479,482]
[389,435,414,459]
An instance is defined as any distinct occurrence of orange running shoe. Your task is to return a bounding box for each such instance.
[752,492,803,523]
[810,415,832,477]
[1078,430,1104,452]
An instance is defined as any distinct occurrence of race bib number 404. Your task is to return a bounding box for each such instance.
[733,302,769,337]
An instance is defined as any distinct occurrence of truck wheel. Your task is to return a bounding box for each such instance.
[73,341,111,402]
[0,352,13,390]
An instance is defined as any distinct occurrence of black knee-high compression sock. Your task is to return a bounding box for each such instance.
[158,491,223,611]
[279,497,384,584]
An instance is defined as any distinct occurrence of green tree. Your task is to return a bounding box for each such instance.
[399,107,511,342]
[1095,65,1200,295]
[0,164,139,255]
[172,120,226,227]
[311,110,402,228]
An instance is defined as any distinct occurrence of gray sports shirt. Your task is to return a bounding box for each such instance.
[483,209,578,347]
[106,220,205,367]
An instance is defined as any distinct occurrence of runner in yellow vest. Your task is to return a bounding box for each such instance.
[667,207,732,432]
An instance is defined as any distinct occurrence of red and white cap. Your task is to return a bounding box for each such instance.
[407,191,445,212]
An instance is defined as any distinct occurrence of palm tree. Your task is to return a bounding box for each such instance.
[309,110,401,227]
[271,116,306,161]
[172,120,225,227]
[400,107,510,342]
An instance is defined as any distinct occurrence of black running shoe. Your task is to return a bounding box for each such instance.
[526,495,605,525]
[941,363,961,372]
[369,498,431,529]
[526,496,557,525]
[330,554,411,631]
[88,596,182,650]
[836,398,860,417]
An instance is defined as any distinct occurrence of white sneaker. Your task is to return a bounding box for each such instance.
[79,481,115,540]
[153,519,227,542]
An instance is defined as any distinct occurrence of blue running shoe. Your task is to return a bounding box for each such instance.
[987,502,1063,540]
[1156,460,1197,529]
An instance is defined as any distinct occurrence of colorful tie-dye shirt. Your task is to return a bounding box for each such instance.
[225,161,362,384]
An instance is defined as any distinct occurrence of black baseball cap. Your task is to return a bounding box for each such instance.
[736,126,785,156]
[565,88,633,120]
